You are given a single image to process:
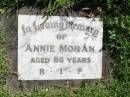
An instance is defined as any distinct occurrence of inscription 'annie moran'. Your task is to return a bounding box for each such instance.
[25,44,95,53]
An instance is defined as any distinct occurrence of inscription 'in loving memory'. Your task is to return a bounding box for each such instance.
[22,20,99,37]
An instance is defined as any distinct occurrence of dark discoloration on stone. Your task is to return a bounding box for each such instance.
[77,68,82,74]
[0,7,111,92]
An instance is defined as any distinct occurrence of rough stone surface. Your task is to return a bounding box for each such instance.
[0,7,111,92]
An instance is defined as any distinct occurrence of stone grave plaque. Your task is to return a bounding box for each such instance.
[18,15,103,80]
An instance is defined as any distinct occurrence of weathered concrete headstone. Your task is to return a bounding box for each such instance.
[18,15,103,80]
[0,7,111,92]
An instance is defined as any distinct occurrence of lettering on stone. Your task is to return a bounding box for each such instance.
[18,15,103,80]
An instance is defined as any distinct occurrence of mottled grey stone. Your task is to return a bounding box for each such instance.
[0,7,111,92]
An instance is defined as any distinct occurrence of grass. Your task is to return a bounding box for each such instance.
[0,0,130,97]
[0,30,8,85]
[0,80,129,97]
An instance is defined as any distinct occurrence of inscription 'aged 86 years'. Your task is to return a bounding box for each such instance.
[18,15,103,80]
